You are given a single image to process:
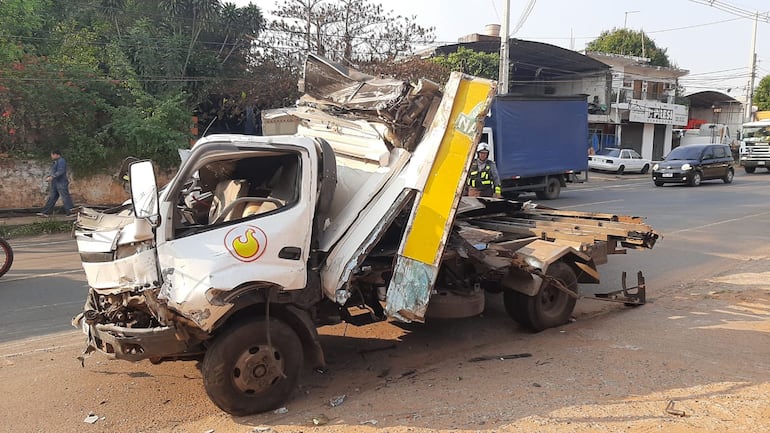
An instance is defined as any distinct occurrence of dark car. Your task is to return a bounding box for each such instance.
[651,144,734,187]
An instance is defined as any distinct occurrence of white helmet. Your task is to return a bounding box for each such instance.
[477,142,490,153]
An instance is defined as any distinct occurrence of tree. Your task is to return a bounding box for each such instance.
[754,75,770,111]
[586,29,672,68]
[431,47,499,80]
[266,0,434,64]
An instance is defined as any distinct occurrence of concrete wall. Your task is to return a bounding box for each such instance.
[0,158,174,210]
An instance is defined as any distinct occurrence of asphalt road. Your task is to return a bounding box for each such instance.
[1,168,769,343]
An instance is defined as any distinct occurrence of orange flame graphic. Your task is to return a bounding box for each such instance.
[232,228,260,259]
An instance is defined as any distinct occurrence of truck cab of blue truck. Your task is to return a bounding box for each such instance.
[481,94,589,200]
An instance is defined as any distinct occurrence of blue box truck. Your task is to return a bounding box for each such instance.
[481,94,589,199]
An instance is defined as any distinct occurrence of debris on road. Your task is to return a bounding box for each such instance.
[312,414,330,426]
[665,400,687,417]
[468,353,532,362]
[361,419,378,426]
[329,394,346,407]
[83,413,99,424]
[273,407,288,414]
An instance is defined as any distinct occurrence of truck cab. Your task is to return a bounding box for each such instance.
[739,119,770,173]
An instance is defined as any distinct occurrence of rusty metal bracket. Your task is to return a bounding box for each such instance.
[586,270,646,305]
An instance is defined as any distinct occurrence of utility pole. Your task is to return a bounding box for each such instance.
[498,0,511,94]
[746,11,758,122]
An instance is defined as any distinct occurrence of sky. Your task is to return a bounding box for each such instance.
[240,0,770,99]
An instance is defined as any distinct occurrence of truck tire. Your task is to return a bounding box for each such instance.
[202,317,303,416]
[745,166,756,174]
[503,262,577,332]
[535,178,561,200]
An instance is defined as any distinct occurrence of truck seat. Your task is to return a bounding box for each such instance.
[209,179,249,223]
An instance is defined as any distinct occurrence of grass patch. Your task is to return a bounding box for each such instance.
[0,219,74,239]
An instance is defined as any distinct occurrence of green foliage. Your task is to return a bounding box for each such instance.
[430,47,499,80]
[586,29,672,68]
[754,75,770,111]
[108,92,191,166]
[0,219,73,239]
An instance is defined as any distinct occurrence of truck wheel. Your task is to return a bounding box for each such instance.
[535,178,560,200]
[503,262,577,332]
[745,166,756,174]
[202,317,303,416]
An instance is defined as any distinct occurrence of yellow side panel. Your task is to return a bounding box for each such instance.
[402,78,494,265]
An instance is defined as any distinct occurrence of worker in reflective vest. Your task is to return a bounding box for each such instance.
[466,142,502,198]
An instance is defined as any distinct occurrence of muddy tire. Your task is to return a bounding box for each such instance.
[503,262,578,332]
[202,317,303,416]
[535,177,561,200]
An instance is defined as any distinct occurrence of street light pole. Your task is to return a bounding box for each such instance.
[624,10,639,28]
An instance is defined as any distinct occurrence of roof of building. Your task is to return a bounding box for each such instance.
[429,38,609,80]
[684,90,741,108]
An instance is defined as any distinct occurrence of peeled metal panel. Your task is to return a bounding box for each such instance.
[386,74,497,322]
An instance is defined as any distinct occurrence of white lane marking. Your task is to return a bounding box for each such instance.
[1,269,84,283]
[560,199,624,209]
[666,211,770,235]
[10,239,75,248]
[9,300,84,313]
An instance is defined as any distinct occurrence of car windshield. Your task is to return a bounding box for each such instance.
[665,146,702,160]
[596,148,620,157]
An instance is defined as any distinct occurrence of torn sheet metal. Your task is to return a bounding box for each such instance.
[81,249,160,293]
[386,73,497,322]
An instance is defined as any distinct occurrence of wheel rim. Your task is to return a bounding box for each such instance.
[232,344,284,395]
[539,283,568,320]
[727,170,734,182]
[693,173,701,185]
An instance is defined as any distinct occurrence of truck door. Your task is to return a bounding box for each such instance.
[156,144,316,310]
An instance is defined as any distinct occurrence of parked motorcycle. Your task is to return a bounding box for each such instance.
[0,237,13,277]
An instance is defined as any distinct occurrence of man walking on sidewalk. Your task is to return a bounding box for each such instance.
[38,149,75,217]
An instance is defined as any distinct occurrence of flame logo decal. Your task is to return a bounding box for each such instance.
[224,225,268,262]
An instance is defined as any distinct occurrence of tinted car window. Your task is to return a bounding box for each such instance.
[713,146,727,158]
[665,146,703,160]
[702,148,715,159]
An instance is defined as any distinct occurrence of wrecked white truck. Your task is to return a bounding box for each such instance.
[72,54,658,416]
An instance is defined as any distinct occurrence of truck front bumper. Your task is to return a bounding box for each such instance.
[741,160,768,168]
[74,313,192,362]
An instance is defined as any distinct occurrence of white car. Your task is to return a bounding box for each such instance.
[589,148,651,174]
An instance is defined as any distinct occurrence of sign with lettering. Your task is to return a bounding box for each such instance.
[629,99,688,125]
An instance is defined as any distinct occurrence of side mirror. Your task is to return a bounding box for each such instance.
[129,160,159,220]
